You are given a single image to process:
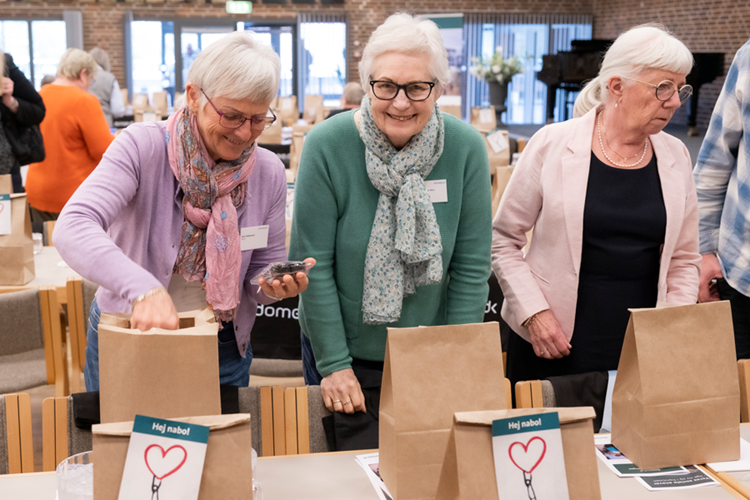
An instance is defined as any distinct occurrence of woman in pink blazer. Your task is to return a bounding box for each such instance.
[492,25,700,386]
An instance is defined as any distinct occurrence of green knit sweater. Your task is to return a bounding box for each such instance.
[289,111,492,377]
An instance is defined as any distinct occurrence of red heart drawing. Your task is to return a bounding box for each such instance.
[0,203,4,214]
[144,444,188,480]
[508,437,547,473]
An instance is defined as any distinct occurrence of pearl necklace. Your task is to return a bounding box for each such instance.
[597,113,649,168]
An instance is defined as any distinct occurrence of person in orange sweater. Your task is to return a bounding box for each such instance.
[26,48,113,230]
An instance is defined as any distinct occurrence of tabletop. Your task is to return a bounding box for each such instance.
[0,445,744,500]
[0,246,78,302]
[707,426,750,499]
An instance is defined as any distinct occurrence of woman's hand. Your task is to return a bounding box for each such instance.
[258,257,316,301]
[321,368,366,414]
[698,253,723,303]
[1,77,16,111]
[527,310,571,359]
[131,292,180,331]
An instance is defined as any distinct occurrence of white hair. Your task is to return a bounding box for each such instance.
[358,13,451,90]
[187,31,280,106]
[573,24,694,117]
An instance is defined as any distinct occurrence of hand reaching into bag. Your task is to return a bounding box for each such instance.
[131,288,180,331]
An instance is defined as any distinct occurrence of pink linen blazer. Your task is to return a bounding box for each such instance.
[491,107,700,344]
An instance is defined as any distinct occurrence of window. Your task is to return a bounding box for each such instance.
[464,14,593,124]
[298,14,346,108]
[0,20,67,89]
[130,21,176,105]
[238,23,295,97]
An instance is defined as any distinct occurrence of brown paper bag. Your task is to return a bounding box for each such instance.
[379,322,507,500]
[484,130,511,169]
[93,414,252,500]
[436,407,601,500]
[470,106,496,133]
[612,301,740,469]
[98,308,221,424]
[0,178,35,285]
[275,95,299,126]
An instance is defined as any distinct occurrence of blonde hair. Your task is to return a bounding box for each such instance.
[187,31,280,105]
[57,48,98,80]
[573,24,693,117]
[359,13,451,90]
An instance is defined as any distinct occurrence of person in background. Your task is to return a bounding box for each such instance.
[694,38,750,359]
[54,32,313,391]
[0,49,45,193]
[40,75,55,87]
[25,49,113,232]
[492,24,700,388]
[88,47,125,128]
[326,82,365,119]
[289,13,491,439]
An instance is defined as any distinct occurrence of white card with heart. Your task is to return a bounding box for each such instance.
[0,194,10,236]
[491,412,570,500]
[118,415,209,500]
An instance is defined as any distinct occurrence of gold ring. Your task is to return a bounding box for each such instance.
[540,351,546,356]
[332,399,341,404]
[343,400,352,405]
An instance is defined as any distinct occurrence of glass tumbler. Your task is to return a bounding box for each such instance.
[57,451,94,500]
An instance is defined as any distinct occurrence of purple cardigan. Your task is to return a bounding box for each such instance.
[55,121,288,357]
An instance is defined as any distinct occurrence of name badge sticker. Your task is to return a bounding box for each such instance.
[241,225,269,251]
[425,180,448,204]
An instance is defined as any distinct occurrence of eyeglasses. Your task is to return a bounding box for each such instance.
[624,78,693,104]
[201,89,277,130]
[369,80,436,102]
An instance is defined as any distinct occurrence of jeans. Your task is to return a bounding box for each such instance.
[718,279,750,360]
[84,298,253,391]
[300,331,323,385]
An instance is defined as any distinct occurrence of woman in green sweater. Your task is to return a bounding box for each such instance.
[289,13,492,428]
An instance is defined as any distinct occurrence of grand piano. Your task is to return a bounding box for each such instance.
[537,39,724,135]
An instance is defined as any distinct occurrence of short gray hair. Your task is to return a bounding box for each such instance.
[574,24,694,117]
[89,47,111,72]
[57,48,98,80]
[358,13,451,91]
[187,31,280,106]
[342,82,365,105]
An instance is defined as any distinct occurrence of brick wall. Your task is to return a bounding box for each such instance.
[593,0,750,131]
[0,0,592,95]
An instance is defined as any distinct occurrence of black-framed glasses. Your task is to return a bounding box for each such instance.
[624,78,693,104]
[201,89,277,130]
[369,80,436,102]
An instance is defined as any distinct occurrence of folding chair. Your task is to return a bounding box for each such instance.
[0,393,34,474]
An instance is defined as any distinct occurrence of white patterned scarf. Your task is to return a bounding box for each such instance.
[359,95,445,324]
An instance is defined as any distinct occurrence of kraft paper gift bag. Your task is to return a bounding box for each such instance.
[379,322,507,500]
[612,301,740,469]
[93,413,252,500]
[470,106,497,133]
[484,130,511,169]
[98,308,221,424]
[0,175,35,285]
[435,407,601,500]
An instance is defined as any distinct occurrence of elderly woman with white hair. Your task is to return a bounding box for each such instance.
[55,32,313,390]
[289,13,492,426]
[492,24,701,388]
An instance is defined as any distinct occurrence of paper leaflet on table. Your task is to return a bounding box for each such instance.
[355,453,393,500]
[118,415,209,500]
[635,465,719,491]
[492,412,569,500]
[593,434,686,477]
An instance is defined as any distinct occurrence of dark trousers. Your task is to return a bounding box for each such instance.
[718,279,750,360]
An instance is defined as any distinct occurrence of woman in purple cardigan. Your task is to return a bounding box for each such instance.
[55,32,312,390]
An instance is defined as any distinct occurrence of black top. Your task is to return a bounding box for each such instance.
[506,151,666,385]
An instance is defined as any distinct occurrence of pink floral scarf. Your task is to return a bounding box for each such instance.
[166,107,256,322]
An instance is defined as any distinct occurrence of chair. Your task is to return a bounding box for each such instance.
[151,90,169,116]
[514,380,551,409]
[120,88,129,107]
[0,393,34,474]
[303,95,324,123]
[255,385,330,457]
[42,396,93,471]
[66,277,98,393]
[0,287,67,396]
[738,359,750,422]
[275,95,299,126]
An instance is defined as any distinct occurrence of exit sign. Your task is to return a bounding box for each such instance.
[226,1,252,14]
